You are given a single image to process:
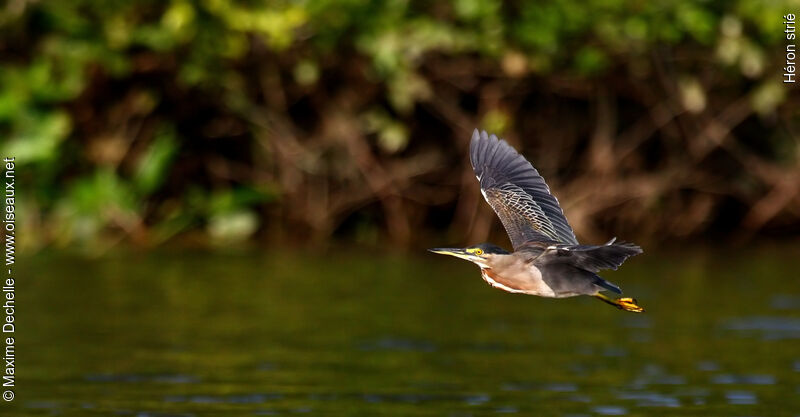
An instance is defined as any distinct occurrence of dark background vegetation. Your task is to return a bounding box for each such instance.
[2,0,799,253]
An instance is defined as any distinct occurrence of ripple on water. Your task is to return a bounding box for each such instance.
[541,383,578,392]
[723,316,800,340]
[725,390,757,405]
[573,345,628,357]
[85,373,199,384]
[592,405,627,415]
[254,409,312,415]
[629,364,686,389]
[695,360,720,371]
[463,393,491,406]
[500,382,535,391]
[499,381,578,392]
[367,393,412,404]
[164,393,282,404]
[770,294,800,310]
[24,401,60,410]
[361,393,440,404]
[566,394,592,403]
[615,391,680,408]
[711,374,776,385]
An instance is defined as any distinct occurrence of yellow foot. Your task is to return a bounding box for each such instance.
[594,293,645,313]
[616,297,645,313]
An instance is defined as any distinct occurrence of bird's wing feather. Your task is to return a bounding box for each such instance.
[470,130,578,248]
[547,242,643,272]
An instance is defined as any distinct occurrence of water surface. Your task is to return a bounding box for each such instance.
[13,247,800,415]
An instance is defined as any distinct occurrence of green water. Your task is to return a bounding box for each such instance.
[10,247,800,416]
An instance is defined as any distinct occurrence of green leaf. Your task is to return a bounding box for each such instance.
[134,126,179,194]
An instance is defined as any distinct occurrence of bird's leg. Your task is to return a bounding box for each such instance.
[594,293,645,313]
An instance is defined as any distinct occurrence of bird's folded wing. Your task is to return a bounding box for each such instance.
[470,130,579,249]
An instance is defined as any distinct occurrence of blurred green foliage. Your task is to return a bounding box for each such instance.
[0,0,797,251]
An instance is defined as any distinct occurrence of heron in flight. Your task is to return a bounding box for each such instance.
[430,130,644,312]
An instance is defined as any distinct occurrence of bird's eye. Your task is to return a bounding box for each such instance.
[474,249,483,255]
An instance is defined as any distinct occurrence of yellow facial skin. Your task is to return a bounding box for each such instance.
[428,247,486,263]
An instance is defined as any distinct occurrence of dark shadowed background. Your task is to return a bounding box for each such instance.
[2,1,800,416]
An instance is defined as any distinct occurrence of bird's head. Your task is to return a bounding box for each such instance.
[428,243,509,269]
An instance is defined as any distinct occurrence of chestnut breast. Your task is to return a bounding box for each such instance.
[479,256,557,298]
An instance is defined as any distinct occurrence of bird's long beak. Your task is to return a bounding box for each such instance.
[428,248,476,262]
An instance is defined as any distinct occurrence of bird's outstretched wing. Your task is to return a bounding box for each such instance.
[470,129,579,248]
